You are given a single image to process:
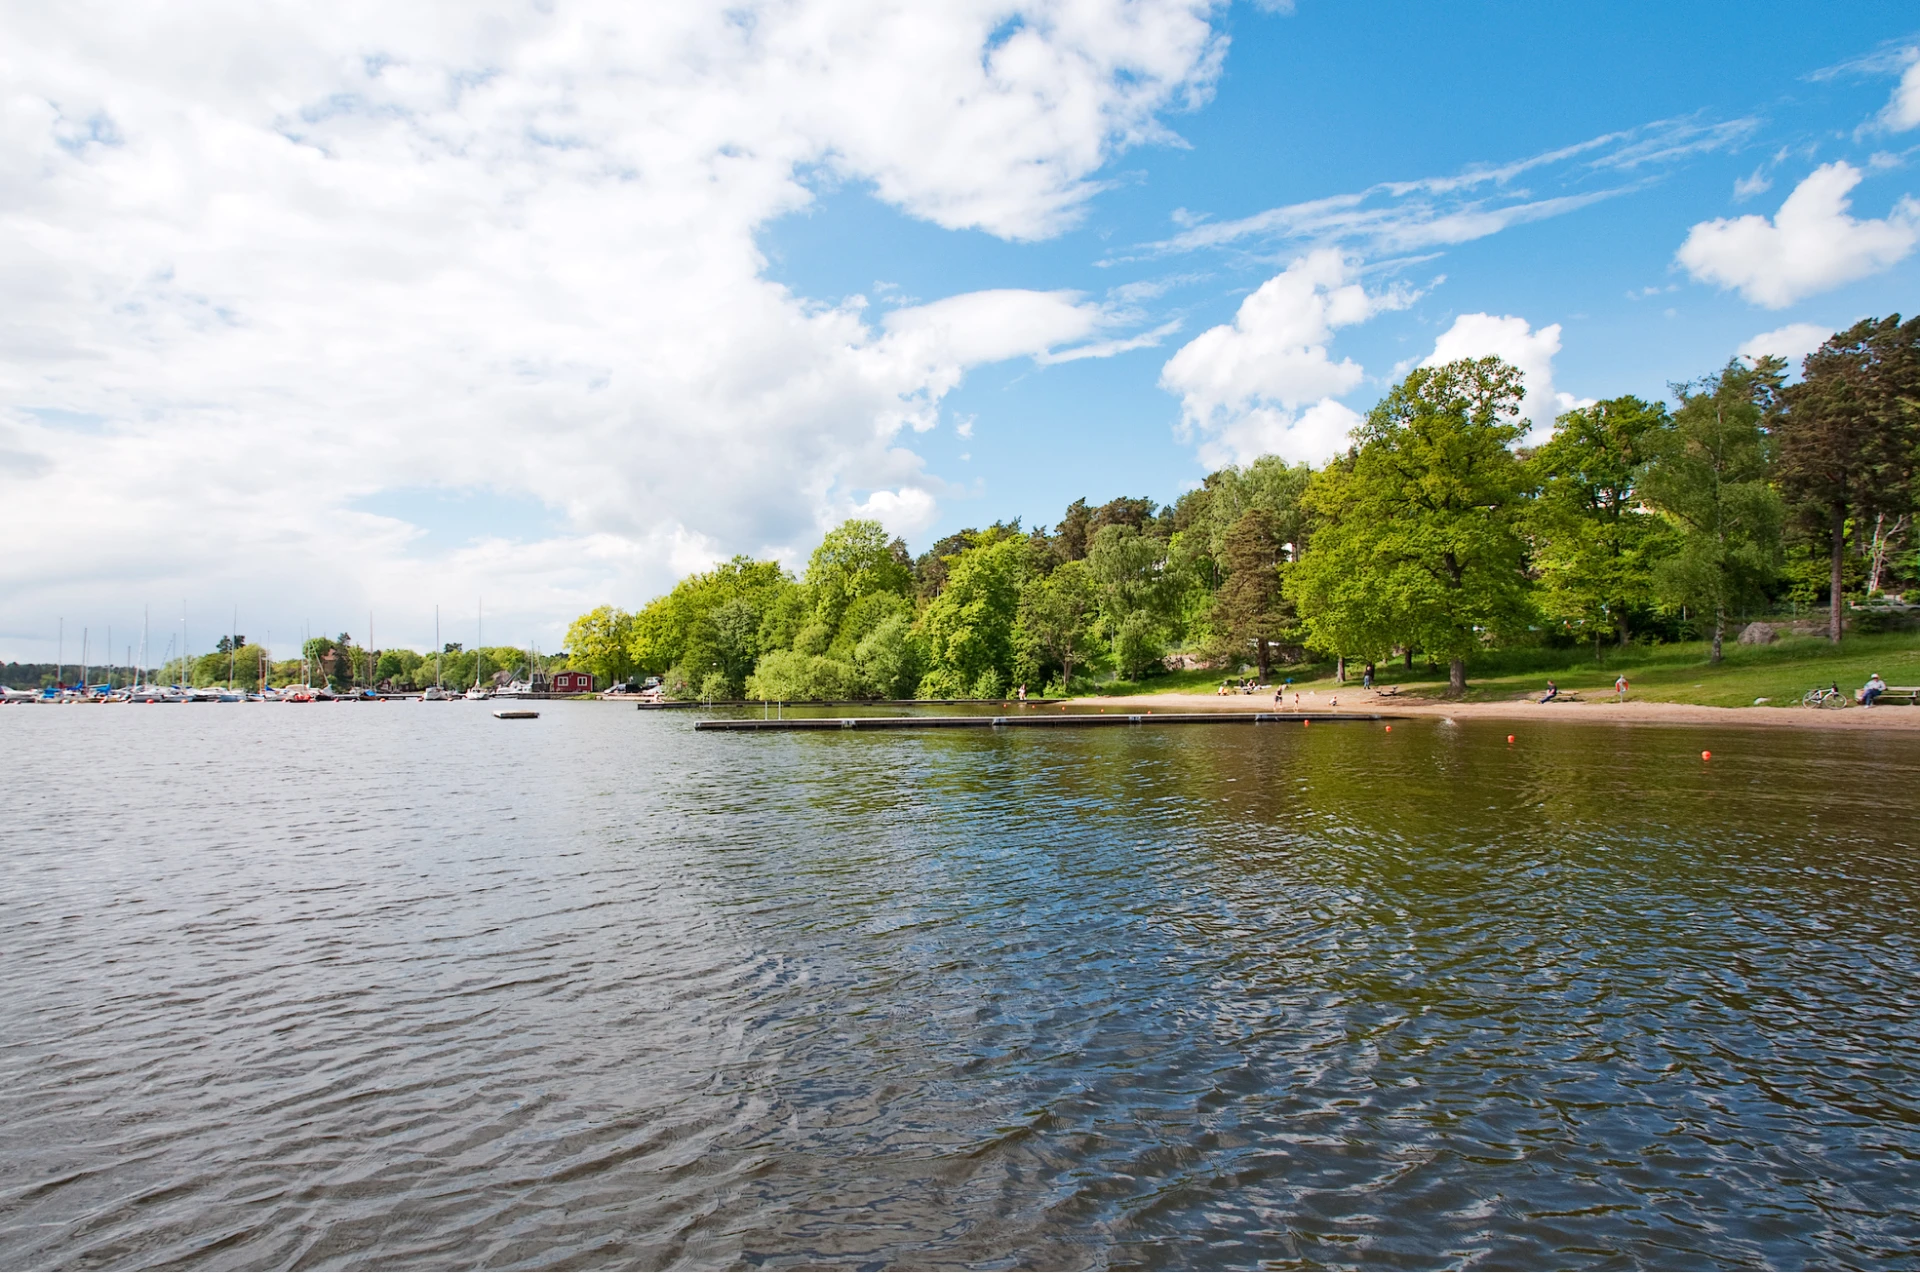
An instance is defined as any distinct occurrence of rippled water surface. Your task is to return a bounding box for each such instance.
[3,702,1918,1269]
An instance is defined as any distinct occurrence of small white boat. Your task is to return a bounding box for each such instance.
[492,708,539,720]
[464,686,492,701]
[422,686,448,701]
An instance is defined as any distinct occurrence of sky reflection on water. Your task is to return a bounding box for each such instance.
[1,704,1916,1268]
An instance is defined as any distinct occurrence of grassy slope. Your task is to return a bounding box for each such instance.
[1094,631,1920,708]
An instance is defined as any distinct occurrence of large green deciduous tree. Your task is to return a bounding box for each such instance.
[1776,316,1920,642]
[853,615,925,699]
[1288,358,1534,695]
[1527,396,1671,657]
[805,519,913,634]
[1015,558,1101,689]
[916,533,1030,698]
[564,605,638,686]
[1639,358,1785,662]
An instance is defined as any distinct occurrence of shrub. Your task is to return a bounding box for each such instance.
[746,650,857,701]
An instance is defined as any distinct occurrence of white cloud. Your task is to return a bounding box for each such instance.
[1734,168,1772,201]
[1159,249,1411,466]
[1420,313,1583,444]
[1884,54,1920,131]
[1676,162,1920,308]
[844,485,939,537]
[1737,322,1833,366]
[1036,318,1183,364]
[866,289,1110,430]
[1144,116,1754,258]
[0,0,1223,656]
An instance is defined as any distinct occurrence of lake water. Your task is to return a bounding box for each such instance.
[3,702,1918,1269]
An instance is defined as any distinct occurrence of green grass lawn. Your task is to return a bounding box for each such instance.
[1091,629,1920,708]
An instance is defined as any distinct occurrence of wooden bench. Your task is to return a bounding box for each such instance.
[1868,685,1920,705]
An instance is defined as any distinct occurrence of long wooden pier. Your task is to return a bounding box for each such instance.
[694,711,1399,732]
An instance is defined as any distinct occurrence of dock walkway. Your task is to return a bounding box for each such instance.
[695,711,1399,732]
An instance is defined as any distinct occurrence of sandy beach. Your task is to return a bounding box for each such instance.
[1064,689,1920,732]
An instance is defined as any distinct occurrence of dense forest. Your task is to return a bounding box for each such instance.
[568,317,1920,700]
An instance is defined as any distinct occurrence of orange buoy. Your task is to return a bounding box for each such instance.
[1303,719,1310,727]
[1384,724,1391,732]
[1702,750,1712,760]
[1507,734,1515,744]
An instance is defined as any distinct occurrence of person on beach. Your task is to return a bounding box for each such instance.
[1017,683,1026,702]
[1541,679,1559,703]
[1862,673,1888,707]
[1615,674,1629,701]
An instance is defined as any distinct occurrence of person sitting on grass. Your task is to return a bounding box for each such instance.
[1541,678,1559,704]
[1862,673,1888,707]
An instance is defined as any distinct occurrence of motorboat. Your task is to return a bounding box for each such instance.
[421,686,448,701]
[0,685,39,703]
[463,686,493,701]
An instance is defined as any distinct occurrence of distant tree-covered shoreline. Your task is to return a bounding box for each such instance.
[568,317,1920,700]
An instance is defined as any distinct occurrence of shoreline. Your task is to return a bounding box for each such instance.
[1063,689,1920,732]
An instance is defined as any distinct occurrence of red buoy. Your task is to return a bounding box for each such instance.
[1702,750,1712,760]
[1507,734,1515,744]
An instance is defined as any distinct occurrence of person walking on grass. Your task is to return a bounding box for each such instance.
[1615,674,1629,702]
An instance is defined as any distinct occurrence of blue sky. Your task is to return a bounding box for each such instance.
[3,1,1920,661]
[770,2,1920,538]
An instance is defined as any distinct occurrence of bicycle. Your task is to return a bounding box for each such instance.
[1802,686,1850,709]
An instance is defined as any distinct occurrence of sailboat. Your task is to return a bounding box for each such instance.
[464,598,491,699]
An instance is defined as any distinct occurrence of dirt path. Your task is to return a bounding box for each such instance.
[1063,689,1920,732]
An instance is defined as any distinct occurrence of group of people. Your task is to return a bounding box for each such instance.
[1541,674,1633,703]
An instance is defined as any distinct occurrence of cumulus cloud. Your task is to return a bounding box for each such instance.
[1159,249,1412,466]
[0,0,1223,655]
[1737,322,1835,368]
[1676,162,1920,308]
[1420,313,1583,444]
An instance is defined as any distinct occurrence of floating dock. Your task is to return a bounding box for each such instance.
[695,711,1397,732]
[637,697,1063,711]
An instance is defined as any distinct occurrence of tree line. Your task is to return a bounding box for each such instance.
[564,315,1916,699]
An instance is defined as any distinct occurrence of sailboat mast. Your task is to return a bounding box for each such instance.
[435,605,441,688]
